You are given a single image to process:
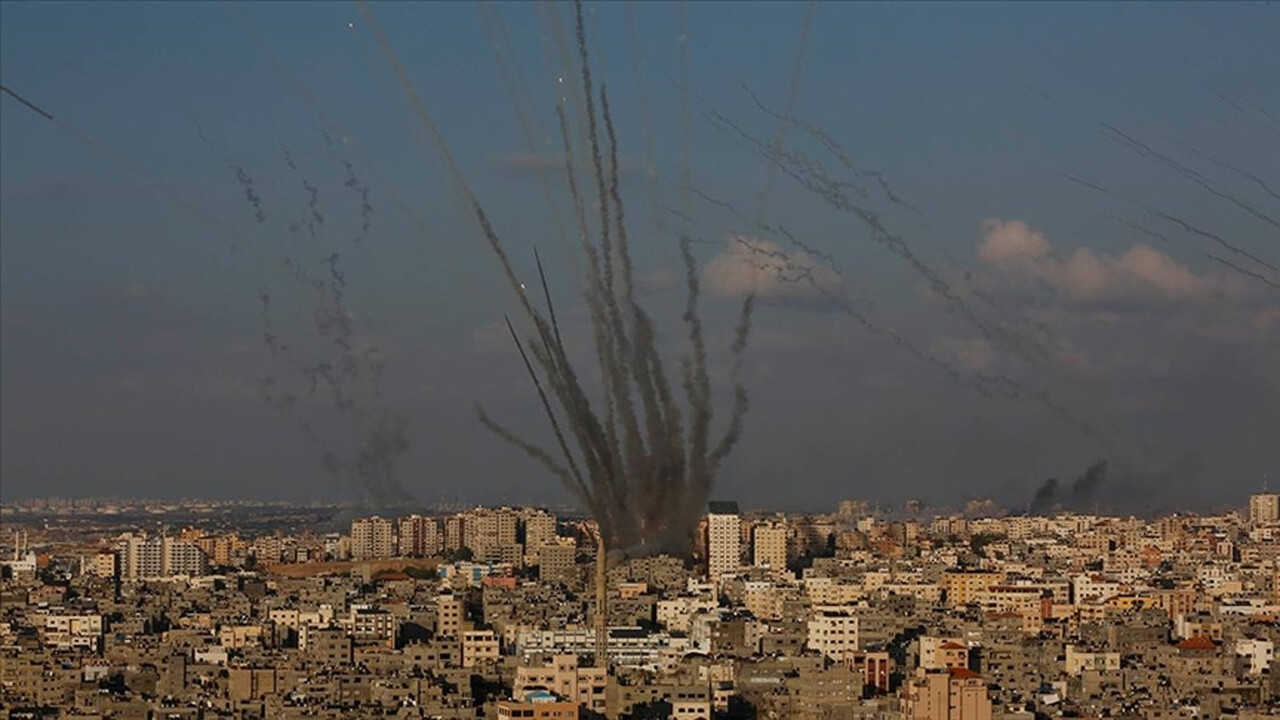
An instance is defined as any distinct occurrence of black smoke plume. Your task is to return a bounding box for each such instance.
[1070,459,1107,510]
[1028,458,1108,515]
[1029,477,1059,515]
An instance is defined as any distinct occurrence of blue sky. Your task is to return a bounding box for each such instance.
[2,1,1277,512]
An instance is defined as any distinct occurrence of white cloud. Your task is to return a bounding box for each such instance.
[977,217,1249,305]
[702,235,843,305]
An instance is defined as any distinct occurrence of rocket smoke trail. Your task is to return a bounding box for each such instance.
[695,92,1055,365]
[1161,135,1280,203]
[359,0,753,561]
[1101,123,1280,230]
[1049,167,1280,280]
[2,81,411,507]
[754,1,815,224]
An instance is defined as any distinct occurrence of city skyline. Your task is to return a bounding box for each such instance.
[10,494,1280,716]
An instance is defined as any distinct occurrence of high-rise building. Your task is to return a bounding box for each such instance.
[539,544,578,584]
[444,515,465,553]
[115,533,207,579]
[465,507,519,557]
[1250,493,1280,525]
[351,516,395,559]
[706,501,741,582]
[398,515,439,557]
[522,511,558,550]
[752,520,788,570]
[164,537,209,577]
[133,536,164,579]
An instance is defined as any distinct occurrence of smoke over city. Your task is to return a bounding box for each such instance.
[1028,459,1109,515]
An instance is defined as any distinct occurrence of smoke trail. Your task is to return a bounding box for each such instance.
[1101,123,1280,230]
[1049,167,1280,280]
[0,84,260,258]
[229,2,470,285]
[1104,213,1280,291]
[623,3,665,242]
[1211,88,1280,134]
[1146,207,1279,275]
[190,116,267,224]
[1161,135,1280,203]
[1104,213,1173,245]
[3,81,412,507]
[687,212,1133,462]
[1207,254,1280,290]
[754,1,816,223]
[252,144,411,508]
[336,155,374,245]
[678,1,693,222]
[696,94,1054,364]
[741,84,918,213]
[477,2,577,271]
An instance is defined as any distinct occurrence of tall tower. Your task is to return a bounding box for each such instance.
[707,501,741,583]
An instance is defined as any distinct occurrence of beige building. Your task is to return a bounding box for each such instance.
[752,521,788,570]
[497,697,580,719]
[513,654,607,715]
[942,569,1001,606]
[901,667,993,720]
[444,515,465,552]
[1250,493,1280,524]
[437,592,465,638]
[707,501,741,582]
[1065,644,1121,675]
[397,515,439,557]
[539,543,578,583]
[85,550,117,578]
[918,636,969,671]
[351,516,395,559]
[465,507,519,557]
[462,629,500,667]
[523,510,558,550]
[807,605,860,661]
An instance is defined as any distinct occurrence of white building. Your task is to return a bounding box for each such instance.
[807,605,860,661]
[707,501,740,583]
[1235,638,1275,675]
[115,533,207,580]
[1,531,36,576]
[42,614,103,651]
